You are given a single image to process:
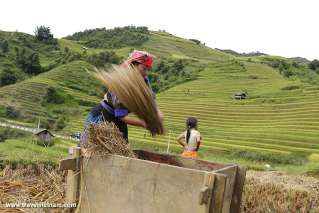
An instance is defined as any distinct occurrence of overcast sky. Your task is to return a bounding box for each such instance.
[1,0,318,60]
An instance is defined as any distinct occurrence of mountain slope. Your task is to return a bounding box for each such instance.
[0,61,102,130]
[127,60,319,167]
[0,28,318,172]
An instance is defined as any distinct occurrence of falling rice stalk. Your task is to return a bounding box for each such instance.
[94,65,164,136]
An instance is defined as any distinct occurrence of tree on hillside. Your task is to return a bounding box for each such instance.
[26,53,42,74]
[156,60,165,71]
[84,51,121,68]
[65,26,149,48]
[0,68,17,86]
[45,87,65,104]
[15,48,42,75]
[15,48,27,69]
[309,59,319,71]
[173,60,185,72]
[5,106,20,118]
[189,39,201,45]
[1,40,9,53]
[292,61,299,68]
[34,26,54,42]
[55,117,66,130]
[64,47,70,54]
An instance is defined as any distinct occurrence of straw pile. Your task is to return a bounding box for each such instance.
[85,122,136,158]
[242,171,319,212]
[95,65,164,136]
[0,165,67,212]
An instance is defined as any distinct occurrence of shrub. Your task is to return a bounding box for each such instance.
[248,75,258,79]
[84,51,121,68]
[45,87,65,104]
[1,40,9,53]
[292,61,299,68]
[0,128,29,142]
[189,39,201,45]
[281,85,301,90]
[15,49,42,75]
[54,117,66,130]
[150,58,200,92]
[0,68,17,86]
[5,106,20,118]
[282,69,294,78]
[309,59,319,70]
[40,119,55,130]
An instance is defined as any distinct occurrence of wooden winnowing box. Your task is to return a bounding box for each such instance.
[60,149,246,213]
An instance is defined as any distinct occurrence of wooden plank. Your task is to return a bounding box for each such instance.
[201,173,215,213]
[230,166,246,213]
[210,174,227,213]
[59,158,76,171]
[78,154,212,213]
[134,150,229,171]
[65,147,81,205]
[65,170,76,204]
[65,150,246,213]
[214,166,238,213]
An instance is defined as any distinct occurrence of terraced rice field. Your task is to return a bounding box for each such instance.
[0,61,99,125]
[0,81,49,118]
[128,61,319,157]
[1,58,318,160]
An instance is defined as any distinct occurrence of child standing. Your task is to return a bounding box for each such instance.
[177,117,202,159]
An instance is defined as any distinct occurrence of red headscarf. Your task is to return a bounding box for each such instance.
[126,50,155,69]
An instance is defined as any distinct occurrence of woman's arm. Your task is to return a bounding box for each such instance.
[120,109,163,129]
[120,116,146,128]
[157,109,164,126]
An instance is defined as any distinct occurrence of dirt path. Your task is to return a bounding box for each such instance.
[0,121,79,142]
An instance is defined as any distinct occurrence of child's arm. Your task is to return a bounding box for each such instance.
[177,132,186,147]
[195,135,202,151]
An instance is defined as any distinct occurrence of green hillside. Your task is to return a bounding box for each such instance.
[0,27,231,132]
[0,27,318,173]
[0,30,63,72]
[0,61,102,131]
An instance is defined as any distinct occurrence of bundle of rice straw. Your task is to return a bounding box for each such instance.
[0,165,66,210]
[86,122,136,158]
[95,65,164,136]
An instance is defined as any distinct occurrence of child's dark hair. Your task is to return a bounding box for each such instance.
[186,117,197,144]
